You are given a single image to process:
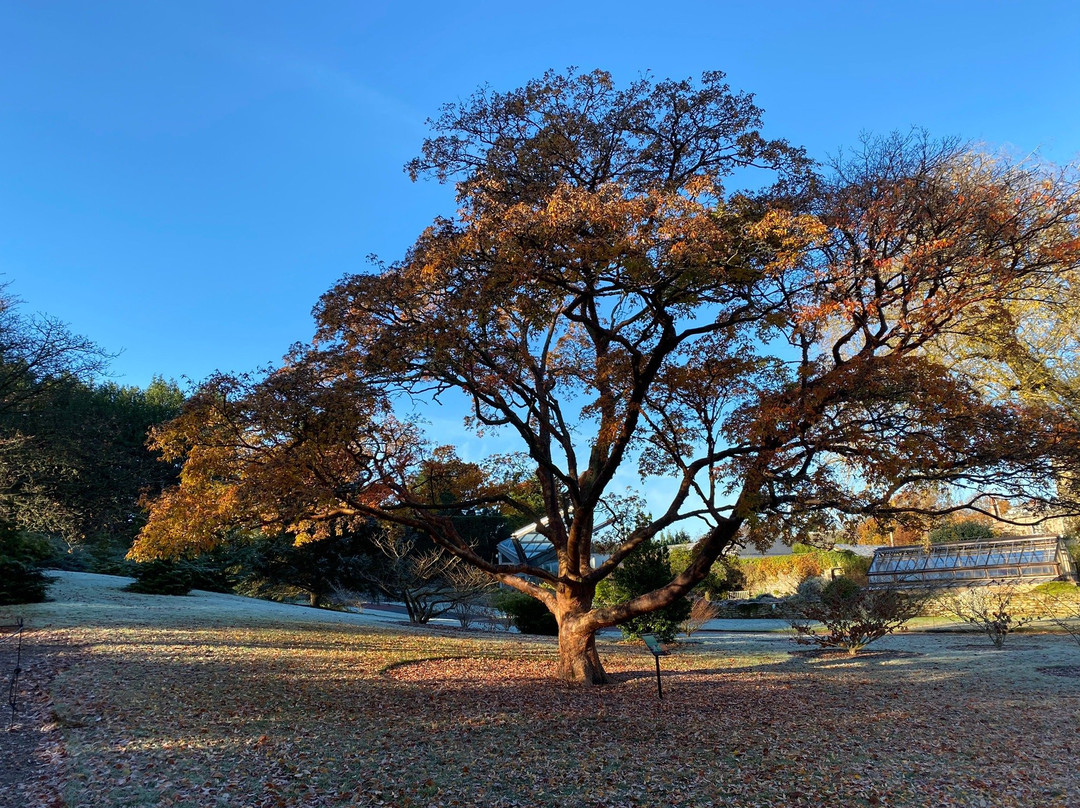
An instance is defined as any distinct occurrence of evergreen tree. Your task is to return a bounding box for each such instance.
[597,539,691,641]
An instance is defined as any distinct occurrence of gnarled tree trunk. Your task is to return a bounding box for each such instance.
[554,584,607,684]
[556,620,606,684]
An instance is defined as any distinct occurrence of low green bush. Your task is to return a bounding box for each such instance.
[1032,580,1080,599]
[492,590,558,635]
[0,559,53,604]
[127,559,193,596]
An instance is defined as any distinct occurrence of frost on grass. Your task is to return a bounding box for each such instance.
[11,570,1080,808]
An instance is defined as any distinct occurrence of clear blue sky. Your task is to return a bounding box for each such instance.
[2,0,1078,392]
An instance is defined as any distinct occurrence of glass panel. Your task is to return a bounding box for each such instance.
[869,537,1069,587]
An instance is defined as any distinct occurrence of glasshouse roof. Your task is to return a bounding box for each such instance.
[867,534,1076,588]
[496,535,557,565]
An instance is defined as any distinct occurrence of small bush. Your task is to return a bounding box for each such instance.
[681,596,722,637]
[0,559,53,604]
[790,576,923,655]
[946,583,1042,648]
[492,590,557,635]
[127,560,193,596]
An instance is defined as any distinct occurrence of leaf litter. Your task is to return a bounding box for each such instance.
[4,571,1080,807]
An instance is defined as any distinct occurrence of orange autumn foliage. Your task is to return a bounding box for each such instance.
[137,72,1080,685]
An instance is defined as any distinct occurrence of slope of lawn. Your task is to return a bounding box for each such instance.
[4,571,1080,807]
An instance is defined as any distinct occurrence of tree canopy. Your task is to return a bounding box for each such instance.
[133,69,1080,684]
[0,287,185,559]
[925,159,1080,414]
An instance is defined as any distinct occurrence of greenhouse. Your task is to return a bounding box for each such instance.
[867,534,1077,588]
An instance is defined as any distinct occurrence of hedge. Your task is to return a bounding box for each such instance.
[737,549,870,595]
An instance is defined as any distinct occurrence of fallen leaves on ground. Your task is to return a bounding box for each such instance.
[7,578,1080,808]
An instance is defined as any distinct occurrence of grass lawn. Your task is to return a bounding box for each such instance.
[5,572,1080,807]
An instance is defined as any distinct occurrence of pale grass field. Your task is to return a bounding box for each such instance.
[4,571,1080,807]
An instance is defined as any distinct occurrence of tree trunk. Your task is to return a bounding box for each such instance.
[555,585,607,685]
[308,591,319,608]
[556,620,607,684]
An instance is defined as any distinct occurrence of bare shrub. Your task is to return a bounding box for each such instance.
[1030,584,1080,646]
[361,531,495,624]
[445,565,497,629]
[790,576,924,656]
[327,583,365,612]
[945,583,1043,648]
[474,601,514,632]
[681,596,722,638]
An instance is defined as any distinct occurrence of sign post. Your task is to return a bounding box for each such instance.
[640,633,669,700]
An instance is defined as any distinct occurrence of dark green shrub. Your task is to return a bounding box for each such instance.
[735,599,781,618]
[492,590,558,635]
[0,523,56,603]
[668,545,740,599]
[0,530,60,565]
[84,540,136,576]
[0,559,53,604]
[184,558,240,594]
[822,575,860,602]
[596,538,690,641]
[237,531,373,607]
[47,545,91,572]
[127,559,193,595]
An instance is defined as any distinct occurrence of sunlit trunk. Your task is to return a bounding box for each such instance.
[554,584,608,685]
[556,622,607,684]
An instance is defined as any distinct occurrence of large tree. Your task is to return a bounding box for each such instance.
[0,288,110,539]
[0,287,185,551]
[133,70,1080,683]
